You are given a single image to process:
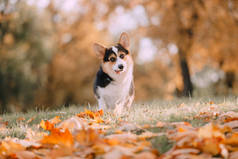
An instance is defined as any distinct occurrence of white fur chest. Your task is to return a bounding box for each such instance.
[97,70,133,109]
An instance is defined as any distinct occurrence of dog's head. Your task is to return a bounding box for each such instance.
[93,32,133,79]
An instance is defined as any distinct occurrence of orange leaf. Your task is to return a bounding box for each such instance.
[104,138,120,146]
[114,130,123,134]
[92,144,106,155]
[85,109,95,119]
[50,116,61,125]
[95,117,104,123]
[40,120,54,131]
[77,109,104,119]
[0,141,25,155]
[0,121,8,130]
[224,133,238,146]
[200,138,220,155]
[224,117,238,122]
[178,127,186,133]
[209,101,214,105]
[97,109,104,116]
[76,129,99,145]
[41,128,73,148]
[142,124,151,129]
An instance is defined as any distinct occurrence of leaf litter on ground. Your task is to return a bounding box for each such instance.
[1,102,238,158]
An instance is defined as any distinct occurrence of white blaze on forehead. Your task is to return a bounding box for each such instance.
[112,46,118,54]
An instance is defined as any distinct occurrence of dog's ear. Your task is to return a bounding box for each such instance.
[93,43,105,59]
[119,32,129,49]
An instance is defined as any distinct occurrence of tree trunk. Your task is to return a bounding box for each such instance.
[0,74,7,113]
[179,54,193,97]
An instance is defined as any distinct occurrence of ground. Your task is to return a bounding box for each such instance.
[1,96,238,158]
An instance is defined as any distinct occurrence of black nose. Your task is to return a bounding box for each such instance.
[118,64,124,70]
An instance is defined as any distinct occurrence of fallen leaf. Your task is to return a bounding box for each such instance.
[41,128,73,148]
[76,128,99,145]
[224,133,238,146]
[15,151,37,159]
[50,116,61,124]
[40,120,54,131]
[138,131,159,140]
[198,123,224,140]
[58,116,87,133]
[0,121,8,130]
[200,138,220,155]
[0,141,25,155]
[134,151,157,159]
[171,148,200,156]
[230,151,238,159]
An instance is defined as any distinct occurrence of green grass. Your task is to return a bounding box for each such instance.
[1,96,238,153]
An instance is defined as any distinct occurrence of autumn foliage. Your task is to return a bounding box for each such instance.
[0,110,159,158]
[0,108,238,158]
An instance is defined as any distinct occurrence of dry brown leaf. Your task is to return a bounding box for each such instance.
[103,146,134,159]
[198,123,224,140]
[58,116,86,133]
[171,148,200,156]
[137,131,159,140]
[223,120,238,129]
[0,141,26,155]
[14,151,37,159]
[0,120,8,130]
[25,129,48,141]
[200,138,220,155]
[134,151,157,159]
[106,133,137,141]
[229,151,238,159]
[219,111,238,122]
[76,128,99,146]
[224,133,238,146]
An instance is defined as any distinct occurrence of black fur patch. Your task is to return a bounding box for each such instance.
[116,43,129,54]
[103,48,116,62]
[93,66,113,98]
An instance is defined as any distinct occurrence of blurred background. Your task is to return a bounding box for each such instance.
[0,0,238,113]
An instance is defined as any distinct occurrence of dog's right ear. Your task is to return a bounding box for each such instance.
[93,43,105,60]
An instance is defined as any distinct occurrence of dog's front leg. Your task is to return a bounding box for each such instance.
[98,97,107,111]
[125,95,134,110]
[114,103,123,115]
[114,99,127,115]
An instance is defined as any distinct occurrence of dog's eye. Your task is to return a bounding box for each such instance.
[110,57,116,62]
[119,54,124,59]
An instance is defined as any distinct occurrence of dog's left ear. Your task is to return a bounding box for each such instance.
[93,43,105,60]
[119,32,129,49]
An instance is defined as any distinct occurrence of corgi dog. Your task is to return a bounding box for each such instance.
[93,32,134,114]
